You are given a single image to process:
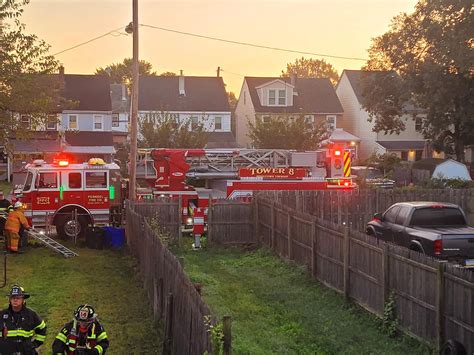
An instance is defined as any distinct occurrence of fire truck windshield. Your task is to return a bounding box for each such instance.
[23,171,33,191]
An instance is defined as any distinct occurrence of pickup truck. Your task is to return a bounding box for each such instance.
[366,201,474,267]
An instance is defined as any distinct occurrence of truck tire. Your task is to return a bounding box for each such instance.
[440,340,466,355]
[55,214,89,240]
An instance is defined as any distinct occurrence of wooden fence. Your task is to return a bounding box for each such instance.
[255,195,474,353]
[126,203,212,354]
[261,189,474,231]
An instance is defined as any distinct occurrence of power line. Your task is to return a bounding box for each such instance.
[140,24,367,62]
[52,25,126,56]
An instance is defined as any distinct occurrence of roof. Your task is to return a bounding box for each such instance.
[9,131,61,153]
[376,140,426,150]
[110,83,130,113]
[205,132,241,149]
[392,201,459,209]
[326,128,360,142]
[138,76,231,112]
[245,77,343,114]
[65,131,114,147]
[63,74,112,111]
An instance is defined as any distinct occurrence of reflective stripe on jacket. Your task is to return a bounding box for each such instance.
[5,210,30,233]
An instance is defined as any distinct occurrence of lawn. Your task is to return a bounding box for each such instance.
[176,244,433,354]
[1,243,162,354]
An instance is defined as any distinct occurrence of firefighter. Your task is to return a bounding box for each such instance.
[4,201,30,253]
[0,284,47,354]
[52,304,109,354]
[0,192,11,237]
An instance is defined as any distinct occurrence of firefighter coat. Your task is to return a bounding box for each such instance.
[5,209,30,233]
[0,305,47,354]
[52,319,109,355]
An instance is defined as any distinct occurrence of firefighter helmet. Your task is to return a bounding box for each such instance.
[8,284,30,299]
[13,201,23,209]
[74,304,96,323]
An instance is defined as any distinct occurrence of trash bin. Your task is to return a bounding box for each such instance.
[103,226,125,249]
[85,227,106,250]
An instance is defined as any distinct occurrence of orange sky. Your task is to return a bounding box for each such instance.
[22,0,418,94]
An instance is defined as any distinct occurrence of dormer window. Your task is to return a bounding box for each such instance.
[268,89,286,106]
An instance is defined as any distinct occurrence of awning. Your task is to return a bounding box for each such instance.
[376,140,426,150]
[63,146,116,154]
[322,128,361,144]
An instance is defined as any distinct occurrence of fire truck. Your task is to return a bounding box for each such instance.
[15,158,122,239]
[136,146,353,228]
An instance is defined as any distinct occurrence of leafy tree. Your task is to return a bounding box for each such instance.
[0,0,59,142]
[159,71,176,77]
[95,58,157,84]
[362,0,473,162]
[281,57,339,86]
[248,115,328,150]
[139,112,209,148]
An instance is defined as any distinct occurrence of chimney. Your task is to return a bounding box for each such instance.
[217,66,220,77]
[179,70,185,96]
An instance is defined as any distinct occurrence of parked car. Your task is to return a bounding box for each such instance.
[351,166,395,189]
[366,202,474,267]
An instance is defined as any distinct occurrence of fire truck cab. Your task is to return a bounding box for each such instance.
[16,158,122,239]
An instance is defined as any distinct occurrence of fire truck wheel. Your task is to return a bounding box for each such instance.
[55,215,88,240]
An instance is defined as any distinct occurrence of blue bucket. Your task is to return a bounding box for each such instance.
[103,226,125,248]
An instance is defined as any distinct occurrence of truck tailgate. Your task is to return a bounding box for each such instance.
[441,234,474,258]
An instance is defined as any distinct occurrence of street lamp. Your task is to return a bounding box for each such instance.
[128,1,139,201]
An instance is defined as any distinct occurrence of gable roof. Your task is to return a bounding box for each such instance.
[245,77,343,114]
[376,140,426,150]
[64,131,114,147]
[138,76,231,112]
[63,74,112,111]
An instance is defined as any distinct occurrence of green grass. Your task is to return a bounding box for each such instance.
[0,181,12,195]
[175,243,433,354]
[2,243,162,354]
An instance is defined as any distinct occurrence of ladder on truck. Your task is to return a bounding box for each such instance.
[27,228,78,258]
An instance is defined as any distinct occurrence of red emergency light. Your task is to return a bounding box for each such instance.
[334,149,342,157]
[58,160,69,167]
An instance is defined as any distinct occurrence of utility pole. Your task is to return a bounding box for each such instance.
[129,0,139,201]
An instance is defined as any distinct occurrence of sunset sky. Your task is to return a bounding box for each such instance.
[22,0,418,94]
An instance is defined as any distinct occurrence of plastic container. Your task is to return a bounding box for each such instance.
[103,226,125,249]
[85,227,106,250]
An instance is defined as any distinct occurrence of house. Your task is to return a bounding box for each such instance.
[335,70,431,162]
[412,158,472,182]
[234,76,354,149]
[63,131,116,163]
[138,72,235,147]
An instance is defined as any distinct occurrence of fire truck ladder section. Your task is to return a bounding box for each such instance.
[27,228,78,258]
[137,148,325,179]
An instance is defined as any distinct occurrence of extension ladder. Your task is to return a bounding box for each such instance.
[27,228,78,258]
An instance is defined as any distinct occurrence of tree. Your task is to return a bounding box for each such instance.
[362,0,473,162]
[248,115,329,150]
[95,58,157,84]
[139,112,209,148]
[159,71,176,77]
[0,0,59,141]
[281,57,339,86]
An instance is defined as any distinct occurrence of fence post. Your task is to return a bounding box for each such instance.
[343,226,350,299]
[271,202,275,250]
[287,212,292,260]
[178,195,183,246]
[382,243,390,303]
[436,263,445,351]
[208,198,213,244]
[223,315,232,355]
[311,219,317,279]
[162,293,174,355]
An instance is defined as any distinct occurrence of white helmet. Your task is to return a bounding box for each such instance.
[14,201,23,209]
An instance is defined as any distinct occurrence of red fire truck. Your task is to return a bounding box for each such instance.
[136,147,353,228]
[15,158,122,239]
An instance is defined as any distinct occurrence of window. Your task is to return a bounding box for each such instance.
[23,172,33,191]
[326,115,336,130]
[20,115,30,128]
[68,115,78,130]
[401,151,408,160]
[68,172,82,189]
[35,172,58,189]
[278,89,286,105]
[410,207,466,226]
[304,115,314,127]
[268,90,276,105]
[395,206,410,225]
[214,117,222,130]
[383,206,400,223]
[415,117,422,131]
[112,113,119,127]
[93,115,103,131]
[262,116,271,124]
[46,115,57,130]
[85,172,107,188]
